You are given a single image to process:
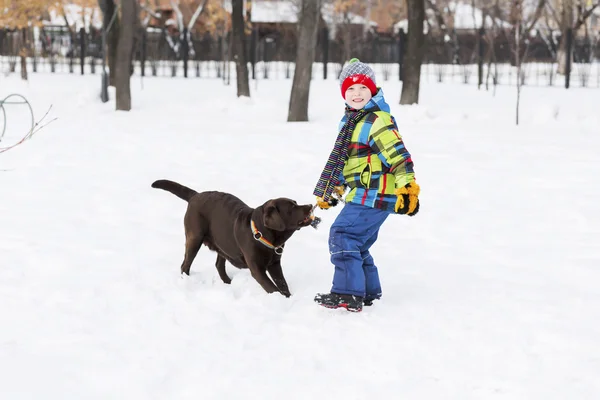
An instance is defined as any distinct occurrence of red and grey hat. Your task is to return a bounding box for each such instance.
[339,58,377,98]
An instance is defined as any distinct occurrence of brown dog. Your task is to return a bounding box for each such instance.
[152,179,314,297]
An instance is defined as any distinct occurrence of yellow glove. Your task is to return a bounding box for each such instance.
[316,197,331,210]
[394,182,420,216]
[333,185,346,198]
[315,186,346,210]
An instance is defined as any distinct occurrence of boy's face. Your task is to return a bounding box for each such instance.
[344,84,372,109]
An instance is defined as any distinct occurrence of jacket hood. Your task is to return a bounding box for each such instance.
[345,88,390,113]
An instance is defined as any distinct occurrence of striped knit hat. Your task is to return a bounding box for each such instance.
[339,58,377,98]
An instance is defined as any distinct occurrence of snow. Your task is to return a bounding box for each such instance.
[1,69,600,399]
[246,0,298,24]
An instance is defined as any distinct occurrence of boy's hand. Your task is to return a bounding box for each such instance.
[394,182,420,216]
[316,197,339,210]
[333,185,346,198]
[315,186,345,210]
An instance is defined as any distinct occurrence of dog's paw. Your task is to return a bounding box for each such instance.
[221,277,232,285]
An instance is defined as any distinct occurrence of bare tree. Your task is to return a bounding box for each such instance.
[507,0,546,124]
[139,1,162,27]
[400,0,425,104]
[98,0,140,109]
[363,0,372,37]
[482,0,502,93]
[19,28,28,80]
[231,0,250,97]
[99,0,119,87]
[0,0,48,80]
[514,15,523,124]
[168,0,210,59]
[426,0,460,63]
[548,0,600,74]
[288,0,322,122]
[115,0,139,111]
[329,0,365,63]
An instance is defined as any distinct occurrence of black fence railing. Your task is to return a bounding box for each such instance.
[1,26,599,88]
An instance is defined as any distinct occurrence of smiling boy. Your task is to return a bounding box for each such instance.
[312,58,421,312]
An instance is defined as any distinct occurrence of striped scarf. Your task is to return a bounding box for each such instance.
[313,108,369,201]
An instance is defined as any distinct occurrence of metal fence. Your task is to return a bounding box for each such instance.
[1,25,599,88]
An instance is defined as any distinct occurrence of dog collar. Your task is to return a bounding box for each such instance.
[250,219,284,255]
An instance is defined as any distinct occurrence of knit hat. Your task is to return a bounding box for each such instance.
[339,58,377,98]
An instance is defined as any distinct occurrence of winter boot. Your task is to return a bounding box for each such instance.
[314,292,363,312]
[363,294,381,307]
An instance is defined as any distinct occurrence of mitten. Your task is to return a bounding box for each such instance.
[394,182,420,216]
[333,185,346,198]
[315,196,339,210]
[315,186,345,210]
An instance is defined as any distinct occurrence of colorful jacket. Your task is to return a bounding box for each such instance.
[337,88,415,213]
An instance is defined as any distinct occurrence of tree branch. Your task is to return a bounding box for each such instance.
[140,2,161,19]
[573,3,599,30]
[61,3,74,35]
[169,0,185,32]
[426,0,448,31]
[545,0,561,26]
[426,0,460,62]
[471,0,478,31]
[524,0,546,36]
[139,1,161,27]
[188,0,210,31]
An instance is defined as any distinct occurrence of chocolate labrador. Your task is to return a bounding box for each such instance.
[151,179,314,297]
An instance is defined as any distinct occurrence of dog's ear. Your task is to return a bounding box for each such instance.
[263,201,286,231]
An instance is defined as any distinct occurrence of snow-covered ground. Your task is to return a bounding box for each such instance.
[1,72,599,399]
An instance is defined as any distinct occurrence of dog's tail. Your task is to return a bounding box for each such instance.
[151,179,197,202]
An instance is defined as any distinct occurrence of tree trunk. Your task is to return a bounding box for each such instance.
[363,0,372,38]
[400,0,425,105]
[342,26,351,64]
[131,1,142,77]
[515,24,521,125]
[99,0,119,86]
[20,28,28,81]
[288,0,321,122]
[556,43,569,75]
[108,21,119,86]
[115,0,137,111]
[20,54,28,80]
[557,0,573,74]
[231,0,250,97]
[107,0,119,87]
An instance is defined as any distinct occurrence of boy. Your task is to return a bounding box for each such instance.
[313,58,420,312]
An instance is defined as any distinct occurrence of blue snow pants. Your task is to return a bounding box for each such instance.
[329,202,390,298]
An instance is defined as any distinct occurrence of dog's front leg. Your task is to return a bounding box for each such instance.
[247,262,280,295]
[267,261,291,298]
